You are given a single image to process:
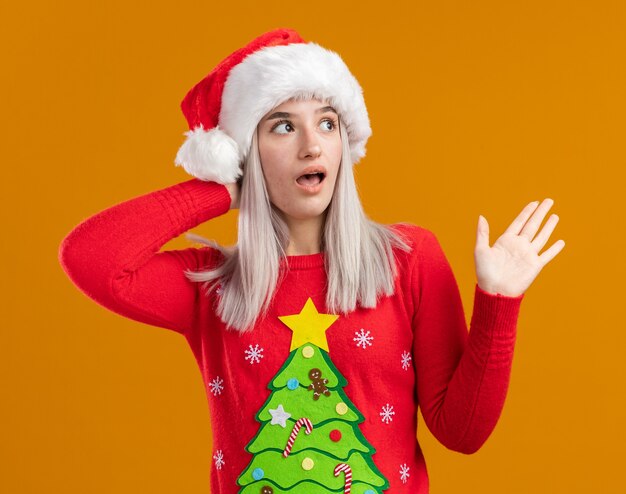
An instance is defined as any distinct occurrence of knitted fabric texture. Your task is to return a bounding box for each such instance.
[59,180,524,493]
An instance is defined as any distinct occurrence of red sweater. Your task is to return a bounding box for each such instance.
[58,179,524,494]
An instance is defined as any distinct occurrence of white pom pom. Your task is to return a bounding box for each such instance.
[174,125,242,184]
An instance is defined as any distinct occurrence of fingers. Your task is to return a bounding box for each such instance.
[520,198,554,240]
[532,213,560,252]
[504,201,541,236]
[538,239,566,266]
[476,215,490,249]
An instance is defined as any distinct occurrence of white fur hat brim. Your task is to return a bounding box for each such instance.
[221,42,371,166]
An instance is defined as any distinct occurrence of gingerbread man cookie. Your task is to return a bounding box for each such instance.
[307,368,331,400]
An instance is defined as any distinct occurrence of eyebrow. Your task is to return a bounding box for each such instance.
[264,106,338,121]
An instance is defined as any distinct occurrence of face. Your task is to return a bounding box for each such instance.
[256,97,342,226]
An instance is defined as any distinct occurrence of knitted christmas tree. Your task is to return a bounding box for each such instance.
[236,297,390,494]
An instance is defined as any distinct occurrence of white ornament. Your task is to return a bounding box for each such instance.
[213,449,225,470]
[269,404,292,428]
[401,351,412,370]
[244,344,264,364]
[208,376,224,396]
[354,328,374,349]
[399,463,410,484]
[380,403,395,424]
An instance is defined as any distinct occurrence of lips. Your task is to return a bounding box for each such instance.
[296,173,325,186]
[295,165,327,186]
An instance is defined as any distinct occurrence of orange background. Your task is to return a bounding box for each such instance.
[2,1,624,492]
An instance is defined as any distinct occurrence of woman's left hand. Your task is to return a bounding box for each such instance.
[474,198,565,297]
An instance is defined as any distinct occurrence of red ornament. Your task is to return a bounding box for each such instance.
[329,429,342,442]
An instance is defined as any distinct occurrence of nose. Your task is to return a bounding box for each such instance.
[298,126,322,159]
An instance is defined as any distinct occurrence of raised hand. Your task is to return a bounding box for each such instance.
[225,181,241,210]
[474,199,565,297]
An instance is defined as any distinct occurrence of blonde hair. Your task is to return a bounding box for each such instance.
[184,100,413,333]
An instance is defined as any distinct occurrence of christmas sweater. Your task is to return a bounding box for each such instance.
[58,178,524,494]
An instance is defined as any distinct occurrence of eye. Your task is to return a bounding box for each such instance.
[270,120,293,134]
[321,118,337,132]
[270,117,338,134]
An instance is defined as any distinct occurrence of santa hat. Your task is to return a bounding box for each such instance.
[174,28,371,184]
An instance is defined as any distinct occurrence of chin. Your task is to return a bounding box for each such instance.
[289,210,327,221]
[280,203,330,222]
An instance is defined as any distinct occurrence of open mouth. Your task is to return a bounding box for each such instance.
[296,172,326,187]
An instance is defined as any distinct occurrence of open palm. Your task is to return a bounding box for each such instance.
[474,199,565,297]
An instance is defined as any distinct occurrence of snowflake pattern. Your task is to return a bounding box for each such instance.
[399,463,410,484]
[213,449,225,470]
[244,344,264,364]
[208,376,224,396]
[353,328,374,349]
[380,403,395,424]
[401,350,412,370]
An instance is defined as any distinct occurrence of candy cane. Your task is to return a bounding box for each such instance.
[334,463,352,494]
[283,417,313,458]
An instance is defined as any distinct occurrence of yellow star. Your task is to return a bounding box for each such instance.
[278,297,339,352]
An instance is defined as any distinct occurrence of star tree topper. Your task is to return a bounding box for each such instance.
[278,297,339,352]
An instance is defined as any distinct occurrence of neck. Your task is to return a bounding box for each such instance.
[283,212,327,256]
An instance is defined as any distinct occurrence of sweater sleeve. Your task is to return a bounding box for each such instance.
[58,178,232,336]
[411,228,524,454]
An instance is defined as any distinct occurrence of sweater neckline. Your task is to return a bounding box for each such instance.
[280,251,325,269]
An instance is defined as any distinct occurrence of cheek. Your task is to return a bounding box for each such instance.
[331,134,343,160]
[259,150,291,198]
[335,139,343,160]
[259,148,281,180]
[329,141,343,179]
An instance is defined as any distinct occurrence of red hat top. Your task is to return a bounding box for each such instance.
[174,28,371,184]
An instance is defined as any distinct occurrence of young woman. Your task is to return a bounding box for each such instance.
[59,28,564,494]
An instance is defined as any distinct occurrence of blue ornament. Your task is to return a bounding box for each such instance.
[364,490,375,494]
[287,378,299,390]
[252,468,265,480]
